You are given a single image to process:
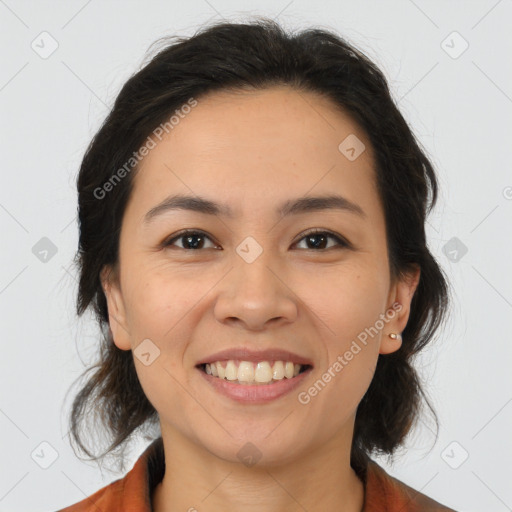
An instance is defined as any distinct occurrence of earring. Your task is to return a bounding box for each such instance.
[388,333,402,341]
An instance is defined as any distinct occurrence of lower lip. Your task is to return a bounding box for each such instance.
[197,367,313,404]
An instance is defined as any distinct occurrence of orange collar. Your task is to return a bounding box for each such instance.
[57,437,455,511]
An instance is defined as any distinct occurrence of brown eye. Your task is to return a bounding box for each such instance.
[294,229,349,250]
[163,230,219,250]
[162,228,350,252]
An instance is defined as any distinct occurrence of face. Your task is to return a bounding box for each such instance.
[101,86,420,467]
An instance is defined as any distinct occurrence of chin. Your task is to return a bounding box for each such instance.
[200,430,309,469]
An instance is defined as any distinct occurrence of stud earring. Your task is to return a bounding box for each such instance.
[388,333,402,341]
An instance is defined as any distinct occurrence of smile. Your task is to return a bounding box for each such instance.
[200,359,312,385]
[197,359,314,403]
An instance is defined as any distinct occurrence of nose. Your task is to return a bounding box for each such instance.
[213,252,298,331]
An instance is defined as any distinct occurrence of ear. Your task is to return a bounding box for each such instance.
[100,264,131,351]
[379,265,421,355]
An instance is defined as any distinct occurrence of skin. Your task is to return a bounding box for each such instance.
[101,85,420,512]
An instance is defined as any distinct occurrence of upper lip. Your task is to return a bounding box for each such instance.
[196,348,314,367]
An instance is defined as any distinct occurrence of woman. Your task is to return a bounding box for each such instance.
[58,17,456,512]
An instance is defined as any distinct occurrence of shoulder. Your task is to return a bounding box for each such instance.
[56,476,126,512]
[363,459,458,512]
[55,438,164,512]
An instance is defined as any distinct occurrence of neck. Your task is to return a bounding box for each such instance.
[153,424,365,512]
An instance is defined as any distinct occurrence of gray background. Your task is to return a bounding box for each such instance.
[1,1,511,511]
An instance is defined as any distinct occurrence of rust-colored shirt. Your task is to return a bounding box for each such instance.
[57,437,456,511]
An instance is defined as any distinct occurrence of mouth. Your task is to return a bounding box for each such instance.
[196,360,313,386]
[195,348,314,403]
[196,359,313,404]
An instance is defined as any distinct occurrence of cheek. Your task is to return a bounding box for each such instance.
[123,269,208,342]
[124,270,199,420]
[303,262,388,344]
[299,265,385,402]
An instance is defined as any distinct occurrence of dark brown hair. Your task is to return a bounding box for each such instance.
[68,17,450,474]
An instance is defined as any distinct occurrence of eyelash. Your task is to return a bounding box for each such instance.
[162,228,351,252]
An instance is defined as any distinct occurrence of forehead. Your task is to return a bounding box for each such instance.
[128,86,378,219]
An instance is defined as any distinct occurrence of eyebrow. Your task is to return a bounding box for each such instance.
[143,193,366,224]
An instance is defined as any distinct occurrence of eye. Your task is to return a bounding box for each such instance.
[162,228,350,251]
[293,228,350,251]
[163,230,219,250]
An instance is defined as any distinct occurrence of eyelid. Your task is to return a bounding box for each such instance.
[162,229,219,249]
[162,228,352,250]
[292,228,351,249]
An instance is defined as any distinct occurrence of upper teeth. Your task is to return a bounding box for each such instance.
[204,360,304,384]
